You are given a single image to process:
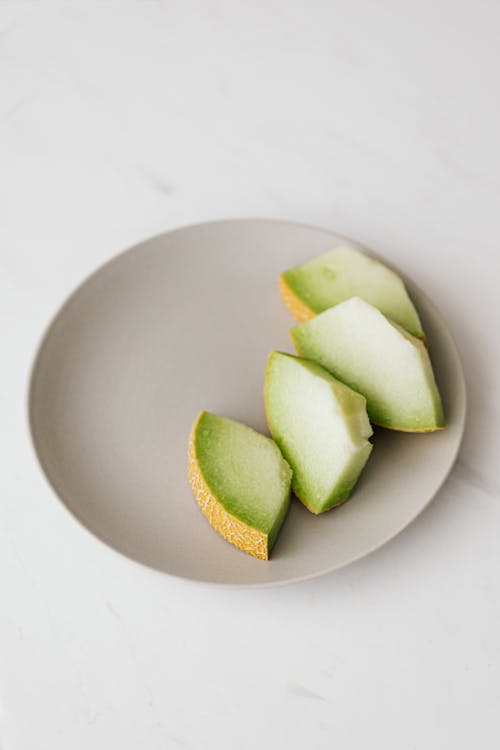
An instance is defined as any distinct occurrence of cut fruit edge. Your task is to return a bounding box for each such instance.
[264,352,374,513]
[280,274,427,343]
[288,297,448,435]
[371,421,446,433]
[188,416,269,560]
[293,483,361,515]
[278,275,315,323]
[287,334,445,433]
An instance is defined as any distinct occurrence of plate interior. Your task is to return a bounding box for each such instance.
[29,220,466,585]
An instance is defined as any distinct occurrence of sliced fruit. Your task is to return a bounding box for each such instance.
[291,297,445,432]
[188,411,292,559]
[265,352,373,514]
[280,246,423,337]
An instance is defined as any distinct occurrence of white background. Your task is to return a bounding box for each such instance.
[1,2,500,748]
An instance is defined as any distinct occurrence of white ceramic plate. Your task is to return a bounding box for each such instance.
[29,219,466,586]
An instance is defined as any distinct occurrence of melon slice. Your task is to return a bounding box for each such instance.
[188,412,292,559]
[265,352,373,514]
[291,297,445,432]
[280,246,423,337]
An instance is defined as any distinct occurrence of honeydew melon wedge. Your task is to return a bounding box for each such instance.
[265,352,373,514]
[279,246,423,338]
[291,297,445,432]
[188,411,292,559]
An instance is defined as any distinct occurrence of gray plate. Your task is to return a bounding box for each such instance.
[29,219,466,586]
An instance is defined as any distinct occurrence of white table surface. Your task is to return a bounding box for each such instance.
[1,2,499,748]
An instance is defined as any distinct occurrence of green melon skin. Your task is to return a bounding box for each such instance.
[265,352,373,514]
[282,246,423,337]
[291,297,445,432]
[194,412,292,551]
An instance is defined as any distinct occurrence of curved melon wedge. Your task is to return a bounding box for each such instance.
[188,412,292,559]
[291,297,445,432]
[265,352,373,514]
[280,246,423,338]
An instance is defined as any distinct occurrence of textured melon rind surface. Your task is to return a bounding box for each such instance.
[188,413,291,559]
[281,246,424,337]
[188,428,268,559]
[278,275,315,323]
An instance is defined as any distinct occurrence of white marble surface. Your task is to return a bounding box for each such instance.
[1,2,499,748]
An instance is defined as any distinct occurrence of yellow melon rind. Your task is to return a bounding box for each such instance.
[188,419,269,560]
[278,275,315,323]
[279,275,426,341]
[371,421,445,433]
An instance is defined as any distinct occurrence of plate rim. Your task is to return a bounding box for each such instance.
[26,218,467,588]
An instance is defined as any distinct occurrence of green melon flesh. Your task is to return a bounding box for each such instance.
[193,412,292,550]
[291,297,445,431]
[282,246,423,337]
[265,352,373,514]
